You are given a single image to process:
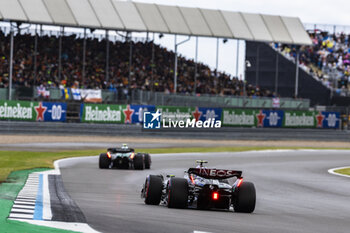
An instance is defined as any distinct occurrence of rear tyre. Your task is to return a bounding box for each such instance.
[167,177,188,209]
[234,181,256,213]
[99,153,111,169]
[133,153,144,170]
[144,175,163,205]
[144,154,151,169]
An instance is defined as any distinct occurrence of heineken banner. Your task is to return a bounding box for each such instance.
[221,109,283,127]
[155,106,222,122]
[0,100,35,121]
[156,106,195,121]
[283,111,340,128]
[221,109,259,127]
[283,111,316,128]
[0,100,66,122]
[81,103,126,123]
[80,103,157,124]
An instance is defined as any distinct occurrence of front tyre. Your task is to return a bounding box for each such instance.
[167,177,188,209]
[144,175,163,205]
[233,181,256,213]
[99,153,111,169]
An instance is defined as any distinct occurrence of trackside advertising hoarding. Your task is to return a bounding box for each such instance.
[0,100,35,121]
[2,101,338,128]
[80,104,340,129]
[0,100,66,122]
[42,102,67,122]
[221,109,258,127]
[81,103,126,123]
[155,106,222,122]
[131,105,156,123]
[261,110,284,127]
[80,103,156,124]
[221,109,340,128]
[283,111,340,128]
[156,106,194,122]
[221,109,284,127]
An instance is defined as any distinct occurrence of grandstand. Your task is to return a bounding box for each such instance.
[1,0,342,110]
[245,26,350,106]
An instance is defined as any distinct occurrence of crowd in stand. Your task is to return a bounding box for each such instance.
[276,30,350,96]
[0,30,272,98]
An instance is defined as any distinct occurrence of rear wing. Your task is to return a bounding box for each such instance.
[188,168,242,179]
[107,148,135,153]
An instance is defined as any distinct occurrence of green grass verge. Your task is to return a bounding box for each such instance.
[334,167,350,176]
[0,169,77,233]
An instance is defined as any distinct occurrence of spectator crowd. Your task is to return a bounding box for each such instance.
[0,30,272,98]
[276,30,350,96]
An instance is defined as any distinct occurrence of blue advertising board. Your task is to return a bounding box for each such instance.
[42,102,67,122]
[261,110,284,127]
[320,111,340,129]
[130,105,156,124]
[196,107,222,122]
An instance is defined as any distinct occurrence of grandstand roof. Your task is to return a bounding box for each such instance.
[0,0,311,45]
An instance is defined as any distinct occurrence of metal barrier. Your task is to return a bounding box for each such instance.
[134,90,310,109]
[0,88,310,109]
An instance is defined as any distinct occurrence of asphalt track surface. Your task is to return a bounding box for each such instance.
[59,150,350,233]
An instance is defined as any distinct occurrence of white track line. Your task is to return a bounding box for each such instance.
[42,173,52,220]
[328,166,350,178]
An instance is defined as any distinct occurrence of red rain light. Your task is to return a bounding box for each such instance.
[212,192,219,200]
[237,178,243,187]
[190,175,195,184]
[107,152,111,159]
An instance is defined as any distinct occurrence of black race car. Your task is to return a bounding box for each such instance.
[99,144,151,170]
[141,160,255,213]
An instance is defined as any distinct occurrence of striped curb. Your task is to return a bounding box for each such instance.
[7,158,100,233]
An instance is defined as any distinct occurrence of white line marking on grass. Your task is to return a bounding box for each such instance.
[328,166,350,178]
